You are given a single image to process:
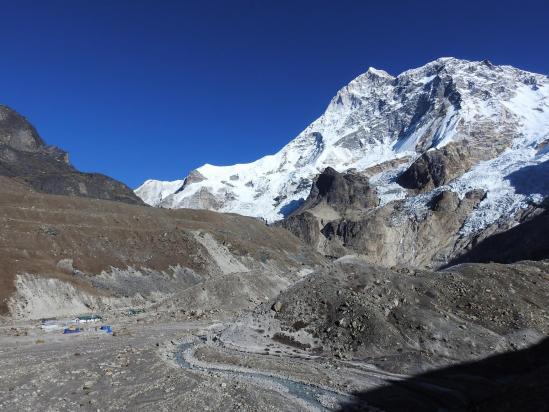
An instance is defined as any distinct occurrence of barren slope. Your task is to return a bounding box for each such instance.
[222,257,549,374]
[0,176,323,317]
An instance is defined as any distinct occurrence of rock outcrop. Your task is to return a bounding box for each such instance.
[396,138,511,192]
[0,105,143,205]
[292,167,379,215]
[448,201,549,266]
[279,163,493,268]
[0,105,46,152]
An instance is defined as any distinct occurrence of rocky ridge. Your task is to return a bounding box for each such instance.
[0,105,143,204]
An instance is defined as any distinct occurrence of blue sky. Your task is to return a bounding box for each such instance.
[1,0,548,188]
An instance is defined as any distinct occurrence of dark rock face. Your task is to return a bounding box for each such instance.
[0,106,45,152]
[293,167,379,215]
[281,212,320,247]
[175,169,207,194]
[278,168,381,259]
[397,125,514,193]
[0,105,143,205]
[280,161,493,268]
[396,149,449,190]
[428,189,460,211]
[396,144,472,191]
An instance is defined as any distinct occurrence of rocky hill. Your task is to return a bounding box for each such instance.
[221,256,549,411]
[0,105,143,204]
[222,256,549,374]
[279,166,549,268]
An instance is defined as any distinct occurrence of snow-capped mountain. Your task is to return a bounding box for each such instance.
[136,57,549,230]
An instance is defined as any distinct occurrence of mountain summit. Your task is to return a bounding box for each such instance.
[136,58,549,232]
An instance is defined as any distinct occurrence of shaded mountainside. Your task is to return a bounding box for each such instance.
[0,105,142,204]
[447,204,549,266]
[0,176,323,317]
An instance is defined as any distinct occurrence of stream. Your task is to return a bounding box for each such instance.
[174,336,356,411]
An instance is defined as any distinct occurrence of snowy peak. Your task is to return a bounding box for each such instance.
[136,57,549,227]
[135,179,185,207]
[366,67,393,79]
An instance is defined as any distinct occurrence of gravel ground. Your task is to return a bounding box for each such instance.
[0,319,323,412]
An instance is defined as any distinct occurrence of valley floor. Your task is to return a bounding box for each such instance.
[1,314,547,412]
[0,316,375,412]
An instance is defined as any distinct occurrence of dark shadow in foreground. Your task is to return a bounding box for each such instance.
[338,338,549,412]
